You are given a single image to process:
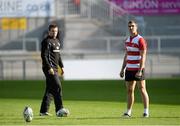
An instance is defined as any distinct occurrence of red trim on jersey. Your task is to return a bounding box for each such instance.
[127,60,140,64]
[126,68,139,71]
[126,42,139,48]
[127,51,140,55]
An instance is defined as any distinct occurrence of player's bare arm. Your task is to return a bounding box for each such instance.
[120,53,127,78]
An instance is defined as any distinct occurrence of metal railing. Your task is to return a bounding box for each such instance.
[63,35,180,55]
[0,38,39,52]
[0,34,180,80]
[21,38,40,52]
[1,35,179,55]
[0,51,42,80]
[80,0,127,23]
[0,51,179,80]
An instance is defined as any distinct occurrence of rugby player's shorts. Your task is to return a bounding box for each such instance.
[125,69,145,81]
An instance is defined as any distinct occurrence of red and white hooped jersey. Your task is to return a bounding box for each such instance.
[125,34,147,71]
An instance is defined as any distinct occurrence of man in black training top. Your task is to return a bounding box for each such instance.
[40,23,69,117]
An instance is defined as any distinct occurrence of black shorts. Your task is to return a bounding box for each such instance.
[125,69,145,81]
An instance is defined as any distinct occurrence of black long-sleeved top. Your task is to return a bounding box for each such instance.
[41,36,64,70]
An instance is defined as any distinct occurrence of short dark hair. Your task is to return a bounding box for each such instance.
[128,20,138,25]
[48,23,58,31]
[48,23,60,39]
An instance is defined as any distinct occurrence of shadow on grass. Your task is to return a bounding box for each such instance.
[70,116,180,120]
[0,79,180,105]
[34,116,180,121]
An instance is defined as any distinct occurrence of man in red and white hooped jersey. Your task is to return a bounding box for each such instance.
[125,34,147,71]
[120,20,149,118]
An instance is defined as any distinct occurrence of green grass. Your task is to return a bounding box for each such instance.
[0,78,180,125]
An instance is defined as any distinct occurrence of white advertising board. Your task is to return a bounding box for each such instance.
[63,59,123,80]
[0,0,55,17]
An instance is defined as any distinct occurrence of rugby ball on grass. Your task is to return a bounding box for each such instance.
[23,106,33,122]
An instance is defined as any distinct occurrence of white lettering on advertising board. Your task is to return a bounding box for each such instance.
[0,0,54,17]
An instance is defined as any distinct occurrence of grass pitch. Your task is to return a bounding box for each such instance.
[0,78,180,125]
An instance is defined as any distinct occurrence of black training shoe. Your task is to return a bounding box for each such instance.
[143,113,149,118]
[122,113,131,118]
